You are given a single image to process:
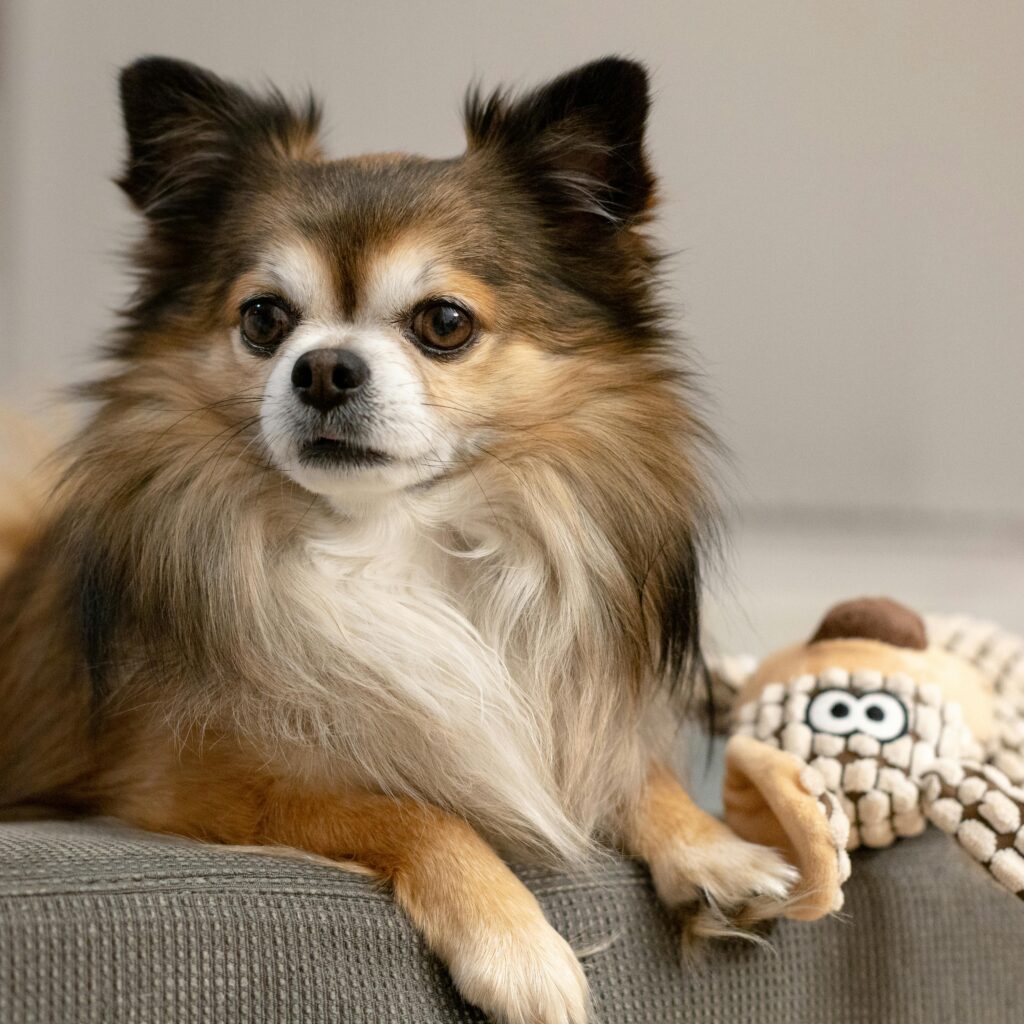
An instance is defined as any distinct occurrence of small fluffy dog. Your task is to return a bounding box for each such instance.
[0,56,795,1023]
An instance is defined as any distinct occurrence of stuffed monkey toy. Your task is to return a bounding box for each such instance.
[711,598,1024,920]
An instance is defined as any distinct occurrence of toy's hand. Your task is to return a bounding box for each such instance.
[922,759,1024,898]
[724,734,851,920]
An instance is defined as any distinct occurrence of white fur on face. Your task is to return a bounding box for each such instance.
[255,239,466,507]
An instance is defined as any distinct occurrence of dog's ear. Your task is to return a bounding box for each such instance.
[117,57,321,223]
[464,57,655,233]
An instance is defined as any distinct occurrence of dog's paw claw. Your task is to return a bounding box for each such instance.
[650,832,799,947]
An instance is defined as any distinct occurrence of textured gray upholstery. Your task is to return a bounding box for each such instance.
[1,818,1022,1023]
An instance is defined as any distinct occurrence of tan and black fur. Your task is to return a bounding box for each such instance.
[0,57,795,1023]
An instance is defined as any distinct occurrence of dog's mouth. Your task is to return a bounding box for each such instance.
[297,436,392,469]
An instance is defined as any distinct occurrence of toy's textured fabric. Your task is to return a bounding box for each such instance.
[929,615,1024,784]
[731,666,978,849]
[923,759,1024,897]
[921,617,1024,897]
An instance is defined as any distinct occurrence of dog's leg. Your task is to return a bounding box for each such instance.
[260,788,589,1024]
[99,731,588,1022]
[620,762,798,945]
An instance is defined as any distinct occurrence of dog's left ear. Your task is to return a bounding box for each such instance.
[464,57,654,232]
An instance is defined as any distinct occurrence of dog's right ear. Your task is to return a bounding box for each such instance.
[117,57,321,224]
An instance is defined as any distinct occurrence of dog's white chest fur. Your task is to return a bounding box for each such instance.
[291,507,585,857]
[267,496,652,862]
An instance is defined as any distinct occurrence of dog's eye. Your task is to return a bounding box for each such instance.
[410,302,475,353]
[240,297,295,354]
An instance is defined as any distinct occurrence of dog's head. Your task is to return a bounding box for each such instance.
[106,56,712,696]
[114,56,677,507]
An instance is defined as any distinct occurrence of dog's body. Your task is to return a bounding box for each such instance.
[0,57,794,1022]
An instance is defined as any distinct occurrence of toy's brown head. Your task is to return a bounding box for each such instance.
[809,597,928,648]
[737,597,994,740]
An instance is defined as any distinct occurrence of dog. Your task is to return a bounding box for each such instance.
[0,56,796,1023]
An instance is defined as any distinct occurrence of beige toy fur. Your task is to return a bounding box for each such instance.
[714,597,1024,920]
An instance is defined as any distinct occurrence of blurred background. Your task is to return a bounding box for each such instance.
[1,0,1021,651]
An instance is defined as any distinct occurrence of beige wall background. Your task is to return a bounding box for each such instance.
[1,1,1022,537]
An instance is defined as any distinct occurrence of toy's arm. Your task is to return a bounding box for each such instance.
[724,734,851,920]
[922,760,1024,898]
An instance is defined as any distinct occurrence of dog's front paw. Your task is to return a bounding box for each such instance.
[649,831,799,945]
[446,911,589,1024]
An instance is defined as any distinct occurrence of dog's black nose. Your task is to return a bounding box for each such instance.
[291,348,370,412]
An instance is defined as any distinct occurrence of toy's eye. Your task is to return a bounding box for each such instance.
[855,693,908,742]
[807,689,859,735]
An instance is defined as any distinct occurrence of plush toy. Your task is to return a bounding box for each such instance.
[710,597,1024,920]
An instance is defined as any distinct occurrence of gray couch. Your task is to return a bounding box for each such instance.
[1,816,1022,1023]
